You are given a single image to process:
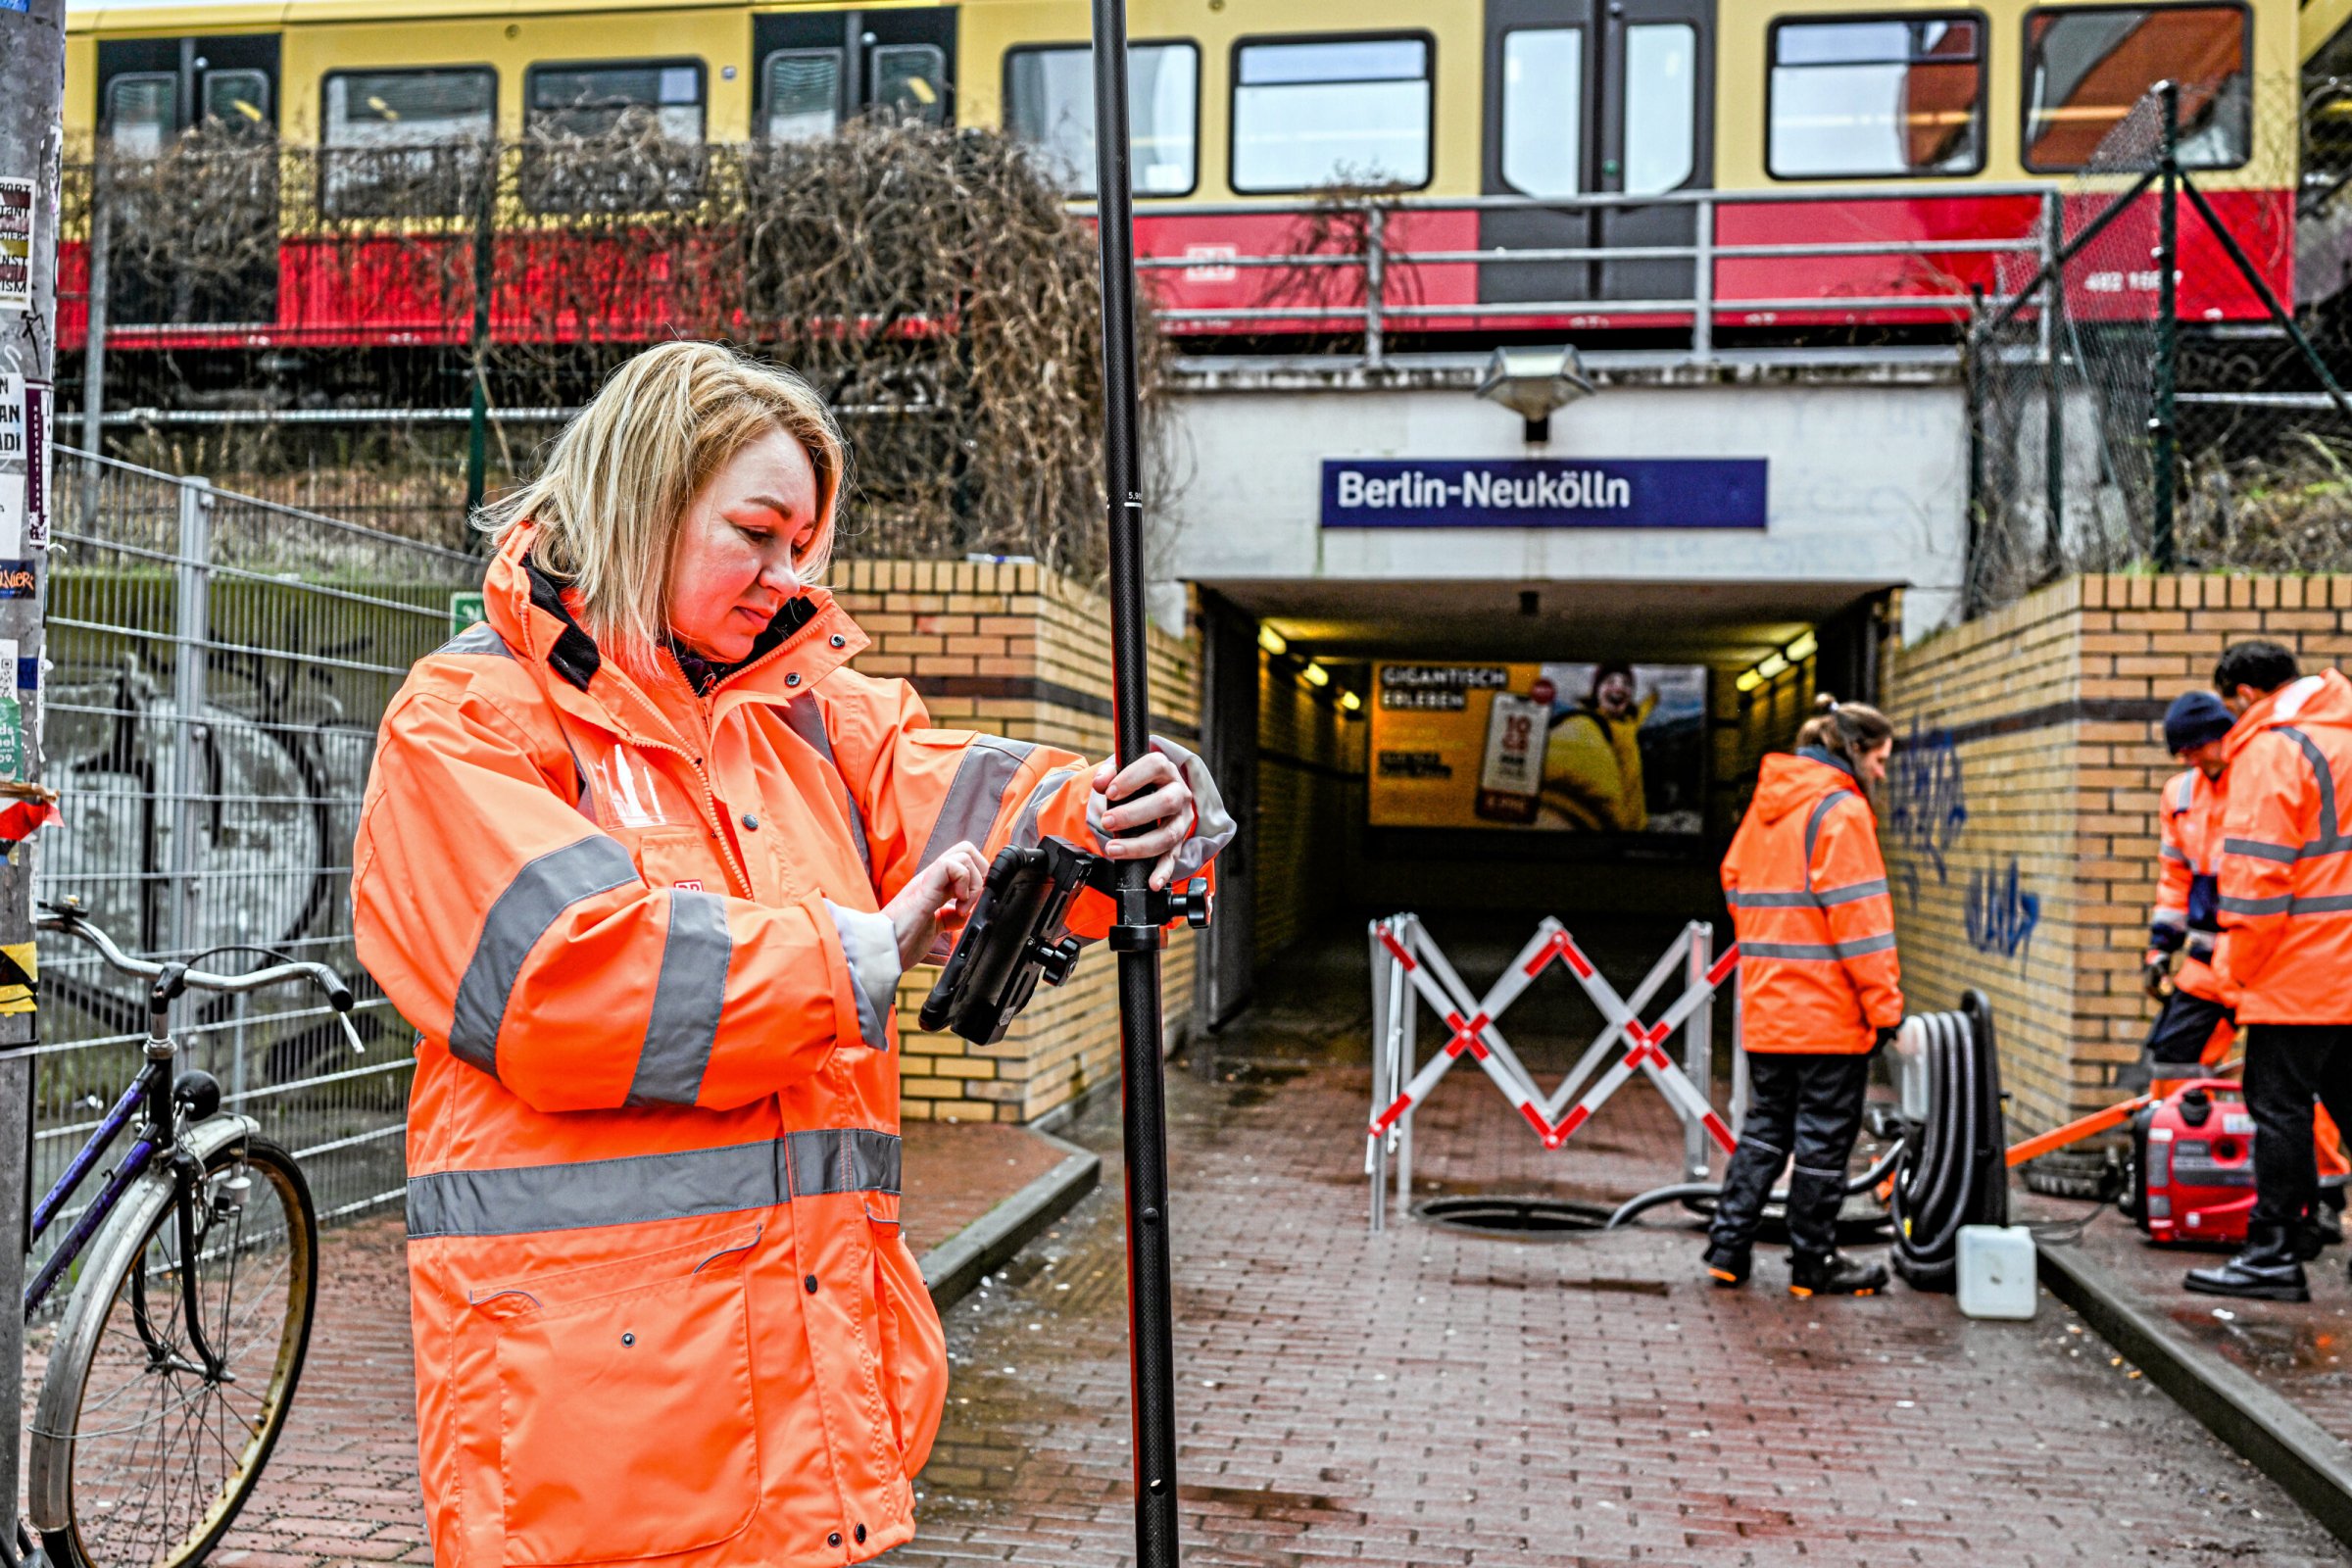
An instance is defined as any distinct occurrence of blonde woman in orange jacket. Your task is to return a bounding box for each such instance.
[1705,697,1902,1298]
[352,342,1232,1568]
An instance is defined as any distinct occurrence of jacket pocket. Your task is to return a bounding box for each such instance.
[869,1215,948,1474]
[484,1227,762,1566]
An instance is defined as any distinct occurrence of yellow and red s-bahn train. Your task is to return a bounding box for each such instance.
[56,0,2328,351]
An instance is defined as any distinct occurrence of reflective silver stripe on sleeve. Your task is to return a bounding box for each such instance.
[1801,790,1858,894]
[2151,907,2187,930]
[2221,894,2294,916]
[1812,878,1890,907]
[786,1127,903,1200]
[2280,727,2352,857]
[1726,889,1815,908]
[784,698,874,885]
[2223,837,2299,863]
[1009,765,1081,851]
[826,901,901,1052]
[2159,844,2192,864]
[1742,932,1897,961]
[2186,931,2216,957]
[448,836,640,1078]
[624,889,734,1108]
[916,736,1036,872]
[435,621,514,660]
[404,1129,901,1239]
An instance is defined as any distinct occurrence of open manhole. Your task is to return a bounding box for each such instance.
[1414,1196,1611,1238]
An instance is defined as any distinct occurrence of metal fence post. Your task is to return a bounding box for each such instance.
[2040,187,2066,570]
[1396,917,1416,1210]
[170,478,213,956]
[1684,920,1713,1182]
[1363,203,1386,370]
[1691,196,1715,365]
[2153,80,2180,570]
[1730,966,1749,1137]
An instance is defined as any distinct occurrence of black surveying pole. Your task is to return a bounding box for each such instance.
[1086,2,1184,1564]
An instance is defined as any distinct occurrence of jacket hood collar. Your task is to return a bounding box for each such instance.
[481,526,870,729]
[2226,667,2352,759]
[1752,751,1866,826]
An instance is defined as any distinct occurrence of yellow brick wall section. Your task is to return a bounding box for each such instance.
[827,558,1202,1124]
[1255,655,1367,962]
[1882,573,2352,1137]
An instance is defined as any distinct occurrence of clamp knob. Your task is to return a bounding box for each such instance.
[1030,935,1084,987]
[1173,876,1212,930]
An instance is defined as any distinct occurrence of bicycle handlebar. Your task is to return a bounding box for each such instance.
[36,900,366,1054]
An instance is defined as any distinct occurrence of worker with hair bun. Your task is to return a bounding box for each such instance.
[1707,694,1903,1298]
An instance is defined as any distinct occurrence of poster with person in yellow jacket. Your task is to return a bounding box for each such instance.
[1370,661,1706,833]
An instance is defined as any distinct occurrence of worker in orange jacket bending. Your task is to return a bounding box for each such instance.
[2141,688,2348,1242]
[1706,697,1902,1298]
[2190,643,2352,1302]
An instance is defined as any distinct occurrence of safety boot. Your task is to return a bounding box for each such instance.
[2185,1224,2311,1303]
[1699,1241,1750,1288]
[1788,1250,1887,1298]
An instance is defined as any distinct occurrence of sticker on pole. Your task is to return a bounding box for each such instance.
[0,179,31,313]
[450,590,486,635]
[0,942,33,1016]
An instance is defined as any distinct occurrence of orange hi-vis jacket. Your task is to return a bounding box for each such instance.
[2216,667,2352,1025]
[353,528,1230,1568]
[2151,766,2230,1006]
[1722,750,1904,1054]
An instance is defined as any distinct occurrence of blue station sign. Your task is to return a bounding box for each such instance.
[1320,458,1768,530]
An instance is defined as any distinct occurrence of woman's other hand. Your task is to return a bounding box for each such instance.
[1093,750,1198,891]
[885,841,987,968]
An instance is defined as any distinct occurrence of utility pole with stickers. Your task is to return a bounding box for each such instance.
[0,0,65,1557]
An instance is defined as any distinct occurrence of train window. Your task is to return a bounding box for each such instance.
[1231,35,1433,193]
[106,74,178,157]
[202,68,271,135]
[322,70,496,219]
[1767,16,1985,179]
[871,43,949,124]
[2022,5,2248,172]
[763,49,843,141]
[1005,42,1200,197]
[1624,23,1696,194]
[1500,29,1582,198]
[526,61,707,143]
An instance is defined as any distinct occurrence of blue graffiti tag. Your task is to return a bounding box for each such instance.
[1966,858,2040,963]
[1887,721,1968,898]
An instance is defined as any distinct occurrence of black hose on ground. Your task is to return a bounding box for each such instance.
[1604,1141,1907,1231]
[1887,990,2010,1292]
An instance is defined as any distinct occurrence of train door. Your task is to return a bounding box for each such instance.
[96,33,281,324]
[751,8,957,140]
[1479,0,1712,311]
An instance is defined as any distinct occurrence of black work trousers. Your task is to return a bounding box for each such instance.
[2245,1022,2352,1229]
[1708,1051,1874,1258]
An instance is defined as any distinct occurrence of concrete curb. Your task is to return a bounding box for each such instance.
[918,1130,1101,1311]
[2039,1243,2352,1549]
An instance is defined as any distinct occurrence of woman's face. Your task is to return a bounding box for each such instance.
[667,430,822,663]
[1857,737,1894,789]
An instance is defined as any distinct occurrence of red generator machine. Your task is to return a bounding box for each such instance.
[2128,1080,2257,1247]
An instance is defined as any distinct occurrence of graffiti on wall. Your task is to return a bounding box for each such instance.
[1887,720,1967,905]
[1965,858,2041,963]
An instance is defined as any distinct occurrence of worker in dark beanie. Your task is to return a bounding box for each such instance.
[2139,692,2238,1086]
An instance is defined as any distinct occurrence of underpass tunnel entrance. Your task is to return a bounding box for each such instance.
[1191,576,1897,1027]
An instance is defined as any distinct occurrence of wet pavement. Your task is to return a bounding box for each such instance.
[888,916,2351,1566]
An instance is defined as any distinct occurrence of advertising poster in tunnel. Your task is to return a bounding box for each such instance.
[1370,662,1707,834]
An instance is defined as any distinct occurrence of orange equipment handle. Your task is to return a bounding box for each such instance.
[2002,1064,2245,1169]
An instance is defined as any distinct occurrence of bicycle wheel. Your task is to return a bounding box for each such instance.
[28,1132,318,1568]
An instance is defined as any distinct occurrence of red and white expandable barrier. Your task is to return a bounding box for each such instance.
[1365,914,1742,1231]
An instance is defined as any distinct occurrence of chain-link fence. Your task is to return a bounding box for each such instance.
[1969,78,2350,613]
[32,446,474,1263]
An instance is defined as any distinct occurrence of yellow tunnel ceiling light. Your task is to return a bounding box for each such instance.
[1786,631,1819,662]
[1338,689,1362,711]
[1755,652,1788,681]
[1257,625,1288,657]
[1303,662,1330,687]
[1736,668,1764,694]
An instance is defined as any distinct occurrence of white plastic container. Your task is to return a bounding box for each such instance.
[1956,1224,2038,1320]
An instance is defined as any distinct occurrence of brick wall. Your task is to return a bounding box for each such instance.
[1880,573,2352,1138]
[827,559,1200,1125]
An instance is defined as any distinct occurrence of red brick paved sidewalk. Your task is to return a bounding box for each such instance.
[194,1119,1073,1567]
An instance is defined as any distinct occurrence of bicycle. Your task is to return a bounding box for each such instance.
[20,898,362,1568]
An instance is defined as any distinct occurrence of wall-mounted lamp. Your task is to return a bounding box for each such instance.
[1258,624,1288,656]
[1338,689,1362,712]
[1475,345,1595,444]
[1302,662,1330,688]
[1734,629,1818,699]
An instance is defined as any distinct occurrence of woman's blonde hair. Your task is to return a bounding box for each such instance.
[480,341,846,666]
[1796,693,1895,766]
